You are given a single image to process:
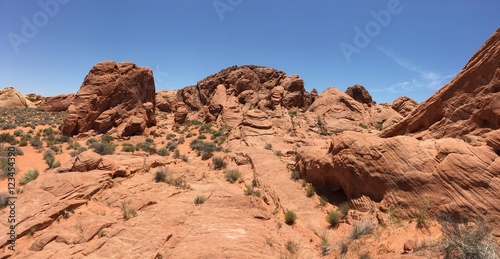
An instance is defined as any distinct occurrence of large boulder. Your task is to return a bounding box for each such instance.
[345,84,375,107]
[61,61,156,137]
[156,90,179,112]
[0,87,36,108]
[391,96,418,117]
[381,28,500,139]
[43,94,75,112]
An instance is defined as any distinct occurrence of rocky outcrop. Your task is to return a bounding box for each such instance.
[381,28,500,139]
[391,96,418,117]
[26,93,44,106]
[60,61,156,137]
[296,131,500,233]
[156,90,179,112]
[345,84,375,107]
[241,109,274,136]
[0,87,36,108]
[174,102,188,124]
[42,94,75,112]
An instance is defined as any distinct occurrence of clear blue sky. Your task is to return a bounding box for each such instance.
[1,0,499,103]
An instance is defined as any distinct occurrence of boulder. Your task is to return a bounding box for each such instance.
[174,102,188,124]
[71,150,102,172]
[392,96,418,117]
[43,94,75,112]
[156,90,179,112]
[60,61,156,137]
[345,84,375,107]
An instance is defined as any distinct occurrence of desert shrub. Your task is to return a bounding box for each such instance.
[166,141,178,151]
[55,135,69,143]
[350,219,375,240]
[43,127,54,136]
[211,130,223,139]
[120,200,137,220]
[166,133,176,140]
[275,150,283,157]
[244,185,261,197]
[70,151,78,157]
[305,185,315,198]
[197,134,207,140]
[180,155,188,162]
[264,143,272,150]
[199,123,213,134]
[224,169,241,183]
[1,145,23,156]
[414,200,429,228]
[319,195,329,207]
[77,146,88,154]
[290,170,300,181]
[121,143,135,152]
[157,148,169,156]
[439,215,499,259]
[101,135,114,143]
[186,132,194,138]
[285,240,298,254]
[86,138,98,146]
[43,149,58,168]
[194,195,207,205]
[212,156,226,170]
[154,170,167,183]
[339,203,350,216]
[173,149,180,159]
[326,210,341,228]
[13,129,23,137]
[359,252,371,259]
[19,169,39,185]
[0,133,17,145]
[136,141,156,154]
[0,192,8,208]
[93,142,116,155]
[284,210,297,225]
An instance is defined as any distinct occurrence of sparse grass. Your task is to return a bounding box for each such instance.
[305,185,315,198]
[121,143,135,152]
[350,219,375,240]
[244,185,261,197]
[414,199,429,228]
[319,233,331,256]
[439,215,499,259]
[224,169,241,183]
[319,195,329,207]
[119,200,137,220]
[194,195,206,205]
[460,135,472,143]
[19,169,39,185]
[212,156,226,170]
[339,203,350,217]
[43,149,60,169]
[285,240,298,255]
[326,210,341,228]
[284,210,297,225]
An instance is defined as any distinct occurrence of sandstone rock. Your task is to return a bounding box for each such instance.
[71,150,103,172]
[221,96,243,127]
[486,129,500,152]
[0,87,37,108]
[61,61,156,137]
[26,93,44,106]
[156,90,179,112]
[174,102,188,124]
[42,94,75,112]
[381,28,500,139]
[345,84,375,107]
[403,239,415,253]
[392,96,418,117]
[296,131,500,234]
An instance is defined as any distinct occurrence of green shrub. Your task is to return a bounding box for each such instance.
[290,171,300,181]
[264,143,272,150]
[244,185,261,197]
[305,185,315,198]
[414,201,429,229]
[157,148,169,156]
[101,135,114,143]
[43,149,58,168]
[93,142,116,155]
[339,203,350,216]
[13,129,24,137]
[154,170,167,183]
[173,149,180,159]
[224,169,241,183]
[180,155,188,162]
[86,138,98,146]
[212,156,226,170]
[326,210,341,228]
[0,133,17,145]
[284,210,297,225]
[121,143,135,152]
[285,240,298,254]
[166,133,176,140]
[350,219,375,240]
[178,136,185,144]
[166,141,178,151]
[319,196,329,207]
[19,169,39,185]
[197,134,207,140]
[194,195,207,205]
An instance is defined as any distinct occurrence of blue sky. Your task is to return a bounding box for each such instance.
[0,1,499,103]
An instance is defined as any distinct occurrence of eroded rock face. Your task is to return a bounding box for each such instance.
[156,90,179,113]
[345,84,375,107]
[296,131,500,234]
[61,61,156,137]
[391,96,418,117]
[26,93,44,106]
[0,87,36,108]
[381,28,500,139]
[43,94,75,112]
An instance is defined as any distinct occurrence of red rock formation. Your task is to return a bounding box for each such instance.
[381,28,500,139]
[391,96,418,117]
[156,90,179,113]
[42,94,75,112]
[0,87,36,108]
[61,61,156,137]
[345,84,375,107]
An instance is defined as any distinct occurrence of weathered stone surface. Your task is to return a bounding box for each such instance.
[42,94,75,112]
[392,96,418,117]
[345,84,375,107]
[381,28,500,139]
[71,150,103,172]
[61,61,156,137]
[156,90,179,112]
[0,87,36,108]
[174,102,188,124]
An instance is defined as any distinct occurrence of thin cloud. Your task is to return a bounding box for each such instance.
[376,46,455,93]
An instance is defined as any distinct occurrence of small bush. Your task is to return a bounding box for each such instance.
[440,215,499,259]
[212,156,226,170]
[0,192,9,208]
[194,195,206,205]
[350,219,375,240]
[224,169,241,183]
[305,185,315,198]
[121,143,135,152]
[173,149,180,159]
[275,150,283,157]
[178,136,185,144]
[120,200,137,220]
[414,201,429,228]
[86,138,98,146]
[180,155,188,162]
[319,196,329,207]
[340,242,349,255]
[0,133,17,145]
[92,142,116,155]
[339,203,350,216]
[157,148,169,156]
[166,133,176,140]
[166,141,178,151]
[290,171,300,181]
[101,135,114,143]
[264,143,272,150]
[284,210,297,225]
[43,149,58,168]
[326,210,341,228]
[19,169,39,185]
[13,129,24,137]
[285,240,298,254]
[154,171,167,183]
[197,134,207,140]
[244,185,261,197]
